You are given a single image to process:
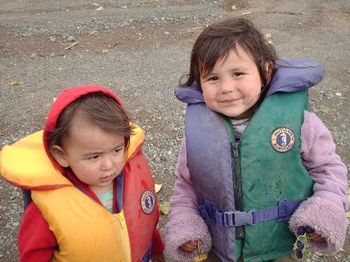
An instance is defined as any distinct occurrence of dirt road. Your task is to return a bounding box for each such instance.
[1,0,349,261]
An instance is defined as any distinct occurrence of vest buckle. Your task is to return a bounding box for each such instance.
[234,211,255,226]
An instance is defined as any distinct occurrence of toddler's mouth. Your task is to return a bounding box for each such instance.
[100,174,114,181]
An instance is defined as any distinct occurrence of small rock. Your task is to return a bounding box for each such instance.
[67,35,75,42]
[265,33,273,44]
[49,36,56,42]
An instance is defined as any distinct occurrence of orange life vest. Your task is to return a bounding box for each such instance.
[0,125,158,261]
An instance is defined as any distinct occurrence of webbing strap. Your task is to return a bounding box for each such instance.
[199,199,303,227]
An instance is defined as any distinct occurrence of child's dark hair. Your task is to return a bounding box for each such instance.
[47,93,133,151]
[182,17,277,92]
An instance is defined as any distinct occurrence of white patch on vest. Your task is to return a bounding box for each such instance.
[271,127,295,153]
[140,190,155,214]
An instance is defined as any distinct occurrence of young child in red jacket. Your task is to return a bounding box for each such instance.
[0,85,165,261]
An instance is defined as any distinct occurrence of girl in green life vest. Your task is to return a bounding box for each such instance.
[164,17,348,262]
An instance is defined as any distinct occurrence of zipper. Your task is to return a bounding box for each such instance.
[223,116,245,240]
[114,212,132,261]
[232,137,245,239]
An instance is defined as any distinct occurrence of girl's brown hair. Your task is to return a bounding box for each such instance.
[182,17,277,92]
[47,93,133,151]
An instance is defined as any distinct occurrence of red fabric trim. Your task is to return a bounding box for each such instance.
[19,184,69,190]
[112,179,118,212]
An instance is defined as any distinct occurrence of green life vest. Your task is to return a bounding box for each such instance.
[237,90,313,261]
[186,90,313,261]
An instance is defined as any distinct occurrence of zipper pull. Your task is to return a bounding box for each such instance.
[232,134,241,158]
[232,142,239,158]
[115,213,127,229]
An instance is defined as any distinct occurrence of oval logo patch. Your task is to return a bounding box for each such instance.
[271,127,295,153]
[140,190,155,214]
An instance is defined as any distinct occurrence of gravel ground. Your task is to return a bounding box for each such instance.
[0,0,350,261]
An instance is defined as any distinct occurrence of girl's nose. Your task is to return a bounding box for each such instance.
[220,78,234,93]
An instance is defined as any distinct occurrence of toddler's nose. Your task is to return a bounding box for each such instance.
[101,155,114,171]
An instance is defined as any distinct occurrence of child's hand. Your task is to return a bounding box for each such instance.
[180,240,201,252]
[308,232,326,243]
[150,254,165,262]
[293,226,327,259]
[298,226,326,243]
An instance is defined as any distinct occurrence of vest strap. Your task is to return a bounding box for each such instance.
[199,199,303,227]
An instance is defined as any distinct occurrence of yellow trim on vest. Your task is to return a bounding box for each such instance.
[0,123,144,188]
[33,186,132,261]
[0,131,71,187]
[125,123,144,161]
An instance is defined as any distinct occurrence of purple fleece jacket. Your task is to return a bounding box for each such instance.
[165,111,348,261]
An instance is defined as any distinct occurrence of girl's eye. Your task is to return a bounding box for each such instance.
[233,72,244,77]
[88,155,100,160]
[207,76,218,81]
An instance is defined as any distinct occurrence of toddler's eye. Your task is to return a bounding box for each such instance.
[88,155,100,160]
[113,147,124,154]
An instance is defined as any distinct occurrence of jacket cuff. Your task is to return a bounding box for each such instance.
[289,196,348,253]
[165,213,212,262]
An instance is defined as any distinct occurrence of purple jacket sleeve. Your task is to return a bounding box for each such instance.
[289,111,349,253]
[164,139,212,262]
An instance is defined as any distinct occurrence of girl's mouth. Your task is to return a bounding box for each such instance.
[221,98,240,104]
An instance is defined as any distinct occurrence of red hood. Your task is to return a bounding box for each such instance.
[43,85,123,173]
